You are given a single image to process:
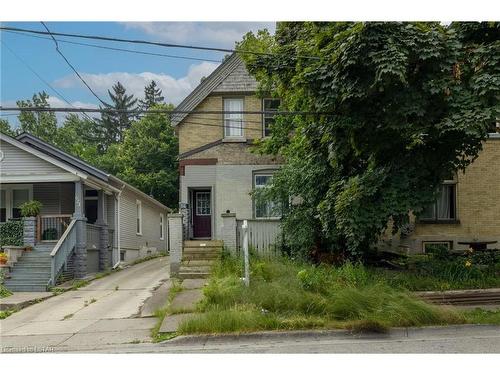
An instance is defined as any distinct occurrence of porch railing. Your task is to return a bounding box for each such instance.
[38,214,72,242]
[49,219,77,287]
[236,219,283,257]
[86,223,100,250]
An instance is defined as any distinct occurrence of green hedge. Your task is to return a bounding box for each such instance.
[0,220,24,247]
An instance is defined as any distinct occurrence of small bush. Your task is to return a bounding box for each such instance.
[346,319,389,334]
[0,220,24,247]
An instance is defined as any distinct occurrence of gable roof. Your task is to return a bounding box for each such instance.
[172,53,258,127]
[2,132,169,211]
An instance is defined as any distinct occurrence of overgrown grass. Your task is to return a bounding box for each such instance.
[178,255,473,335]
[0,309,16,319]
[0,284,12,299]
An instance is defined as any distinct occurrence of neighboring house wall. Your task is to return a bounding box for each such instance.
[118,186,168,262]
[383,137,500,253]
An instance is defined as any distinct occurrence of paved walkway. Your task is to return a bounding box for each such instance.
[0,257,169,352]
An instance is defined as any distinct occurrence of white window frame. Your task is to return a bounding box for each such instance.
[262,98,281,138]
[160,213,164,240]
[223,98,244,138]
[136,199,142,235]
[254,174,280,219]
[0,184,33,222]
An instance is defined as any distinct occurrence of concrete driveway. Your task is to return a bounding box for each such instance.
[1,256,169,352]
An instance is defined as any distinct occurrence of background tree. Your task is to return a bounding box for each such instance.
[0,119,16,136]
[95,81,137,149]
[238,22,499,259]
[139,80,165,110]
[115,104,178,208]
[16,92,57,142]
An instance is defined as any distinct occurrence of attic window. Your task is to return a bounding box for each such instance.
[224,98,244,138]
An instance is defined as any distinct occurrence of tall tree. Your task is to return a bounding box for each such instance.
[16,92,57,142]
[115,104,178,208]
[96,81,137,149]
[139,80,165,110]
[0,119,16,137]
[238,22,499,258]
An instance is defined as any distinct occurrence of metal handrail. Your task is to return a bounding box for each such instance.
[48,219,77,287]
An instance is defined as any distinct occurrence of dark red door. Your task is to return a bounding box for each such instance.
[193,190,211,238]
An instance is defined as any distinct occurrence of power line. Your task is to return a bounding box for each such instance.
[0,107,327,115]
[1,39,96,122]
[3,30,223,64]
[0,25,320,60]
[40,22,109,107]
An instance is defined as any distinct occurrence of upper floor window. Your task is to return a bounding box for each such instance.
[263,99,281,137]
[136,200,142,235]
[254,174,281,219]
[224,98,244,138]
[420,179,457,222]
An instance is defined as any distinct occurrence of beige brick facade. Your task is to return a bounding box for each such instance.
[177,94,264,156]
[383,137,500,253]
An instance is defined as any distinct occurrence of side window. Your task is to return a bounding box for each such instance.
[254,174,280,219]
[420,179,457,221]
[160,213,164,240]
[263,99,280,137]
[136,200,142,235]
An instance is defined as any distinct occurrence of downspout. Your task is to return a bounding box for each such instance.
[113,184,125,268]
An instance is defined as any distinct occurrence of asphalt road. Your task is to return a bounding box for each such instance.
[0,257,169,352]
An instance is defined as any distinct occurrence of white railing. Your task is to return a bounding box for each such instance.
[237,219,282,257]
[49,219,77,287]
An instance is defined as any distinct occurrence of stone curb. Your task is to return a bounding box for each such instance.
[160,324,500,346]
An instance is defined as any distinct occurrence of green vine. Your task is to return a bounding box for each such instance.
[0,220,24,247]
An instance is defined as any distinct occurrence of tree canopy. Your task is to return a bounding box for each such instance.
[238,22,500,258]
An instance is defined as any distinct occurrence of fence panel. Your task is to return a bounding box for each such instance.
[237,219,282,257]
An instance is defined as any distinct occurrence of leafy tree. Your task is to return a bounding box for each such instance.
[55,114,101,161]
[96,82,138,149]
[115,104,178,207]
[0,119,16,136]
[16,92,57,142]
[139,80,165,110]
[238,22,499,258]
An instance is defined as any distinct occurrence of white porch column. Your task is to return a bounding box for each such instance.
[221,212,237,254]
[96,190,109,271]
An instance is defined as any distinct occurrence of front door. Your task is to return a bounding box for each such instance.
[192,190,211,238]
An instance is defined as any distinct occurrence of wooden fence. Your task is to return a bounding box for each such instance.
[236,219,283,257]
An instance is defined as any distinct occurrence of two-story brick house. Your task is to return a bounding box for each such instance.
[172,53,282,240]
[174,53,500,254]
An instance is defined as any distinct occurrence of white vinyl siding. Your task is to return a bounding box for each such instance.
[160,213,164,240]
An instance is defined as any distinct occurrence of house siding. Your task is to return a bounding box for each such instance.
[118,187,168,261]
[0,139,74,179]
[33,182,74,215]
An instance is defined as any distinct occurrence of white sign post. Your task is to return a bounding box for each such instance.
[242,219,250,287]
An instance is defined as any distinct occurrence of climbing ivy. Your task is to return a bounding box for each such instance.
[0,220,24,247]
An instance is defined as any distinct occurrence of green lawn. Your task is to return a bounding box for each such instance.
[176,254,499,335]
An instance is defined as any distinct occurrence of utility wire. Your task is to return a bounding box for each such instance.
[3,30,222,63]
[0,25,320,60]
[40,22,109,107]
[1,39,96,122]
[0,107,327,115]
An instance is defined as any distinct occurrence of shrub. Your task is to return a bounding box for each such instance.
[19,200,42,217]
[0,220,24,247]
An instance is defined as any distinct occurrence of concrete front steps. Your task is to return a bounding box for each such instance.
[178,240,223,280]
[4,243,55,292]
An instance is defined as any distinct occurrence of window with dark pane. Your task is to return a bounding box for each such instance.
[263,99,281,137]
